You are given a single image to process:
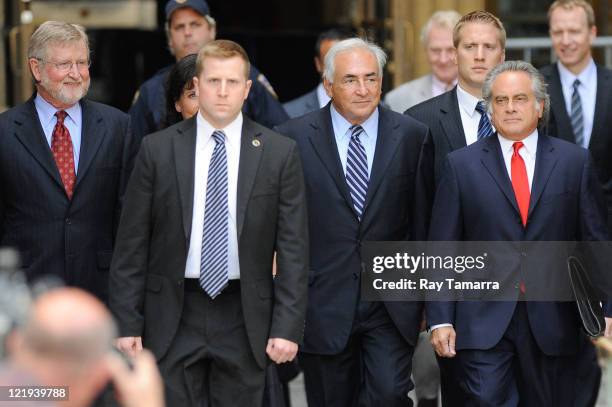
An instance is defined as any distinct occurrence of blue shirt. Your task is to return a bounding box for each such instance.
[330,104,379,178]
[557,59,597,148]
[34,94,82,172]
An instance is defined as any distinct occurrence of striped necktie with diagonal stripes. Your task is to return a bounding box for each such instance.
[345,125,369,221]
[200,130,229,299]
[476,101,494,140]
[570,79,585,147]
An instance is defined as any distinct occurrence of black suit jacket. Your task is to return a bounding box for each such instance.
[0,95,135,300]
[541,63,612,231]
[109,116,308,369]
[275,105,426,354]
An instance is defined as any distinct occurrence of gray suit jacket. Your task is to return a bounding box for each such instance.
[109,115,309,369]
[283,88,319,119]
[384,74,433,113]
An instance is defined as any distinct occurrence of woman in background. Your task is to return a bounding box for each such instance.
[163,53,198,128]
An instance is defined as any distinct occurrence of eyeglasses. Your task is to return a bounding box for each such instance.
[37,58,91,73]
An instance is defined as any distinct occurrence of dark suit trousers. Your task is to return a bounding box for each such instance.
[300,301,414,407]
[456,302,577,407]
[158,280,265,407]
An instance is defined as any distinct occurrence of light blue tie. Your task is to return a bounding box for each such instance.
[570,79,585,147]
[200,130,229,299]
[346,125,369,220]
[476,101,494,140]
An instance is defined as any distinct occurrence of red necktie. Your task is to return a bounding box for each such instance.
[51,111,76,199]
[511,141,530,227]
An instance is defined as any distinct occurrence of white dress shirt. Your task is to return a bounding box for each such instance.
[184,112,242,280]
[430,129,538,332]
[557,59,596,148]
[317,82,331,108]
[456,84,496,146]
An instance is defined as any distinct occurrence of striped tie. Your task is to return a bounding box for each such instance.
[476,101,494,140]
[570,79,584,147]
[345,125,369,220]
[200,130,229,299]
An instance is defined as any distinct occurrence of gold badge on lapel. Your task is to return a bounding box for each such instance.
[252,139,261,147]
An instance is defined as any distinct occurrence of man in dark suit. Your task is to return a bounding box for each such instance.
[276,38,426,406]
[110,39,308,407]
[541,2,612,404]
[405,11,506,405]
[283,28,352,119]
[427,60,610,406]
[0,21,135,301]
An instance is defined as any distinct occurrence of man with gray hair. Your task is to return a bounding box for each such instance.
[427,60,610,405]
[0,21,136,301]
[385,10,461,113]
[276,38,428,406]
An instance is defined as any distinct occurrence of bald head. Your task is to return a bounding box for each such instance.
[21,288,116,365]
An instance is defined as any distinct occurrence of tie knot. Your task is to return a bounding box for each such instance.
[350,125,364,140]
[475,101,486,114]
[212,130,225,145]
[573,79,581,89]
[55,110,67,124]
[512,141,524,154]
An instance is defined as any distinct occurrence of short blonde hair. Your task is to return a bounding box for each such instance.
[195,39,250,78]
[548,0,595,28]
[453,10,506,49]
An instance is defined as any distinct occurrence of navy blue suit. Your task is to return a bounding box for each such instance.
[427,134,608,406]
[276,104,426,406]
[0,95,136,301]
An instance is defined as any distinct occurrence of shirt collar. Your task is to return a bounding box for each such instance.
[34,93,82,128]
[497,128,539,159]
[432,75,457,94]
[557,58,596,92]
[196,111,243,148]
[330,103,379,140]
[456,84,482,118]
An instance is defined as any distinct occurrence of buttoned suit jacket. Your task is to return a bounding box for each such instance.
[108,115,309,369]
[275,104,427,354]
[0,95,135,301]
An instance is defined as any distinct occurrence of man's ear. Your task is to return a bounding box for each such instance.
[323,78,333,99]
[29,58,42,83]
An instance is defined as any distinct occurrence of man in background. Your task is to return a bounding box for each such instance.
[283,28,352,118]
[130,0,288,140]
[385,10,461,113]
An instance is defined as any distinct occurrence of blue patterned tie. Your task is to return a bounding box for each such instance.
[476,101,494,140]
[346,125,369,220]
[200,130,229,298]
[570,79,585,147]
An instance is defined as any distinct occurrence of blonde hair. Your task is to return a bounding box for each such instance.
[453,10,506,49]
[195,39,250,78]
[548,0,595,27]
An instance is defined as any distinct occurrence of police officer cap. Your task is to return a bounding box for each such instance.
[165,0,210,21]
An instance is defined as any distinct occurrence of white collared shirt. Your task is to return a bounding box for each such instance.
[317,82,330,108]
[432,75,457,97]
[34,94,83,172]
[184,112,242,280]
[330,104,379,178]
[557,59,596,148]
[456,84,496,146]
[497,129,538,190]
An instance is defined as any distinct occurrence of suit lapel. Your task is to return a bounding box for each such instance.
[362,108,401,215]
[236,117,264,239]
[75,99,105,189]
[173,117,197,241]
[480,135,520,215]
[13,97,64,190]
[307,105,357,217]
[528,135,558,217]
[439,88,467,151]
[545,66,575,143]
[590,65,612,151]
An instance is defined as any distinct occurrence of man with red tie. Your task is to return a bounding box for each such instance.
[426,60,611,406]
[0,21,136,301]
